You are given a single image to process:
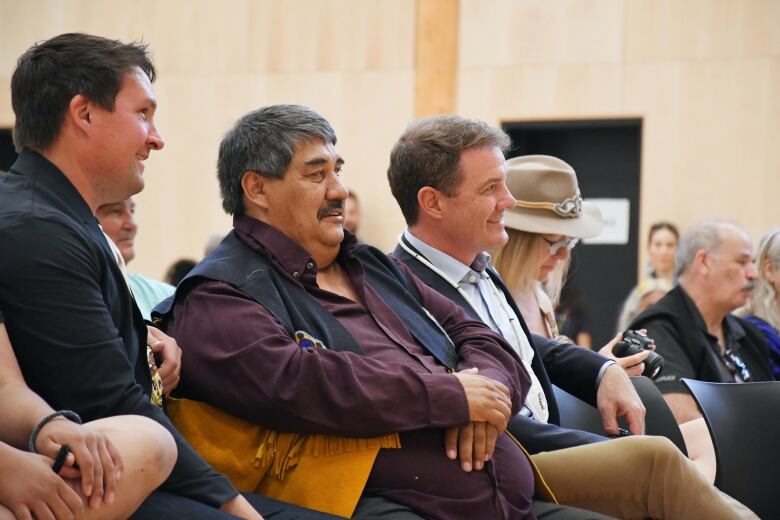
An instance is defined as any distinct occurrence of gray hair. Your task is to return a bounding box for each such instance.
[217,104,337,215]
[675,220,744,278]
[738,227,780,330]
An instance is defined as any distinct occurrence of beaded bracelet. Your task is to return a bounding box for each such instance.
[27,410,82,453]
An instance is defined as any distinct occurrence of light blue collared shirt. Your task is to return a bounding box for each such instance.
[402,231,536,365]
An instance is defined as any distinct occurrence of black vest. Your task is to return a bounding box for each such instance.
[154,231,460,370]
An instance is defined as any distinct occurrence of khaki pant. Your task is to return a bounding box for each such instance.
[531,436,757,520]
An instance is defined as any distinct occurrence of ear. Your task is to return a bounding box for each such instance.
[695,249,712,275]
[417,186,445,221]
[241,170,271,211]
[66,94,93,136]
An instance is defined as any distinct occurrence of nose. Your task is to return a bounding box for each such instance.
[327,171,349,201]
[554,246,570,261]
[498,181,516,210]
[122,213,137,232]
[148,124,165,151]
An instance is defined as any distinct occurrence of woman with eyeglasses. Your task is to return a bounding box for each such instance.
[492,155,649,375]
[737,227,780,379]
[492,155,717,483]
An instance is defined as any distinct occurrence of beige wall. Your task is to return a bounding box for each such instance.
[458,0,780,274]
[0,0,415,279]
[2,0,778,280]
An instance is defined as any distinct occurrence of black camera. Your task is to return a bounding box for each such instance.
[613,330,664,380]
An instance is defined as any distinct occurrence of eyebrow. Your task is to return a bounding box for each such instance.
[142,97,157,110]
[477,175,504,190]
[304,156,345,167]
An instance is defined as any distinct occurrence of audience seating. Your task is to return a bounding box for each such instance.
[553,376,688,456]
[682,378,780,520]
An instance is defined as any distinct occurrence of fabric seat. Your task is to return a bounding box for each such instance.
[682,378,780,520]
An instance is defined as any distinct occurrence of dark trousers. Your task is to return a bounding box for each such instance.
[131,491,342,519]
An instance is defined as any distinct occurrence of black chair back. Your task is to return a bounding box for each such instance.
[682,378,780,519]
[553,376,687,455]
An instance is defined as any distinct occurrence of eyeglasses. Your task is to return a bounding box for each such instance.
[722,347,752,382]
[541,236,579,256]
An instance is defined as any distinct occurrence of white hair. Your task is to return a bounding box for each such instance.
[738,227,780,330]
[675,220,745,278]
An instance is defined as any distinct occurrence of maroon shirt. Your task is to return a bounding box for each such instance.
[167,215,536,519]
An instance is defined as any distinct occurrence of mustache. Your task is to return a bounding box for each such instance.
[743,282,756,291]
[317,200,345,220]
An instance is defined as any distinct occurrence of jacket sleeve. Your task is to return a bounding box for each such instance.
[389,258,531,415]
[532,334,609,406]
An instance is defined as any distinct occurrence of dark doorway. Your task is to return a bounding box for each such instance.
[503,119,642,348]
[0,130,18,171]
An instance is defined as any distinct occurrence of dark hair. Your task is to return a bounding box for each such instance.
[387,114,510,226]
[165,258,197,286]
[648,221,680,245]
[217,104,337,215]
[11,33,156,152]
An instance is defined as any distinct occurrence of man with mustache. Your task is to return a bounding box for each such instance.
[157,104,544,519]
[631,220,774,423]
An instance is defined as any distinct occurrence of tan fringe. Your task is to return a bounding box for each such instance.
[253,431,401,481]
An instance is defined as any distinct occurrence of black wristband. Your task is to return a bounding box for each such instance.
[28,410,82,453]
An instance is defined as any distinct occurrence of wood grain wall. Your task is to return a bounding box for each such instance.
[1,0,777,279]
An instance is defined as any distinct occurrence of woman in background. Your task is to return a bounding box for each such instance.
[738,227,780,379]
[492,155,715,482]
[645,222,679,284]
[616,223,679,332]
[617,278,673,333]
[492,155,648,374]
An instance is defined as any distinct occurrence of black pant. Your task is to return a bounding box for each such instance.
[131,491,342,519]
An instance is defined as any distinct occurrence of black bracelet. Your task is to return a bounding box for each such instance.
[28,410,82,453]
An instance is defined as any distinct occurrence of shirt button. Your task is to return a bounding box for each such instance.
[468,275,477,283]
[306,261,314,270]
[292,271,301,278]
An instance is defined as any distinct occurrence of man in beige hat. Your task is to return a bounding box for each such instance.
[388,114,756,519]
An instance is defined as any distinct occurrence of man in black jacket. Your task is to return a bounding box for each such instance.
[0,33,332,520]
[630,221,773,424]
[384,114,759,519]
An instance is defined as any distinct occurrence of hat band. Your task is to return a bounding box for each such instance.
[515,192,583,219]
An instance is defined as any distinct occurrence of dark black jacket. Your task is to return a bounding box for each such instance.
[392,241,609,453]
[630,284,773,394]
[0,150,236,507]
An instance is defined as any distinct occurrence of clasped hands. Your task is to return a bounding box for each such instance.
[0,419,123,520]
[448,368,512,473]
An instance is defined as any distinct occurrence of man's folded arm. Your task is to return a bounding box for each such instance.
[167,281,471,437]
[396,260,531,414]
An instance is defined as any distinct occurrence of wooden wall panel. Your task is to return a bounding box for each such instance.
[457,0,780,277]
[0,0,415,279]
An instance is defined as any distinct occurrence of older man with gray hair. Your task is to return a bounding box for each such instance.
[631,220,774,423]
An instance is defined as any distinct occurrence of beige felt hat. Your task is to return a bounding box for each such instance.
[503,155,603,239]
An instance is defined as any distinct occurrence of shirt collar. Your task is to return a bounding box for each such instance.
[677,285,746,343]
[10,149,96,226]
[402,230,488,285]
[233,213,358,284]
